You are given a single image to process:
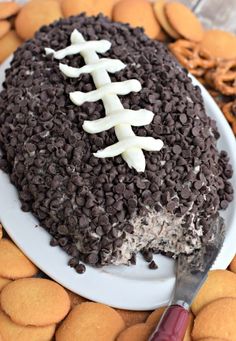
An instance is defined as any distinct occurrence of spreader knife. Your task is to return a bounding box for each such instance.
[149,216,225,341]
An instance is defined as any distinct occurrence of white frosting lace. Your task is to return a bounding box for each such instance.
[45,29,163,172]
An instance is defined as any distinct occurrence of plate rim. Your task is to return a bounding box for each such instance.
[0,58,236,311]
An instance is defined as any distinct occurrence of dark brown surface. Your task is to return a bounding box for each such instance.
[0,14,233,271]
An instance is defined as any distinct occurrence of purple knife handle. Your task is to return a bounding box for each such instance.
[148,305,189,341]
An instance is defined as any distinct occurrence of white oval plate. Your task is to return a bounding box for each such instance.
[0,57,236,311]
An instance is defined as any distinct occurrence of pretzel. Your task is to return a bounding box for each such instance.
[204,68,217,88]
[212,59,236,95]
[222,101,236,135]
[169,39,216,76]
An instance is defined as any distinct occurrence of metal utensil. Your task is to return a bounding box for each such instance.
[149,216,225,341]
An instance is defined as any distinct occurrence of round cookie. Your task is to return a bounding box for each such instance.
[0,278,70,326]
[15,0,62,40]
[61,0,114,19]
[0,20,10,39]
[0,30,22,64]
[153,0,180,39]
[0,277,11,293]
[229,255,236,273]
[192,297,236,340]
[0,2,21,20]
[200,29,236,59]
[191,270,236,315]
[117,323,152,341]
[116,308,151,327]
[0,239,38,279]
[0,309,56,341]
[113,0,160,39]
[56,302,125,341]
[165,2,204,42]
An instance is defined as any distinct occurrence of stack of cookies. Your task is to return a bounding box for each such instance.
[1,223,236,340]
[0,227,68,340]
[0,1,236,340]
[151,1,236,135]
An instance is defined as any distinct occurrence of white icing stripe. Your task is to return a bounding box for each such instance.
[45,40,111,60]
[70,80,141,105]
[45,29,163,172]
[68,32,149,171]
[71,29,84,44]
[83,109,154,133]
[94,137,164,158]
[59,59,126,78]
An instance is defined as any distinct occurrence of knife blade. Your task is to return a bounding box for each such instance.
[149,215,225,341]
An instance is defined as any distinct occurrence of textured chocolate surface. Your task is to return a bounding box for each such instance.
[0,14,233,271]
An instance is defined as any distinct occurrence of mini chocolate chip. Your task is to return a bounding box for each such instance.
[58,225,68,235]
[114,201,123,211]
[143,250,153,263]
[96,226,104,236]
[85,198,94,208]
[173,145,182,155]
[98,215,109,226]
[181,187,191,199]
[220,200,228,209]
[149,260,158,269]
[75,263,86,274]
[71,174,83,186]
[128,198,137,208]
[25,143,36,153]
[136,178,147,189]
[124,190,133,199]
[87,253,99,264]
[154,203,162,212]
[192,127,200,137]
[111,228,119,238]
[225,193,233,202]
[194,180,202,190]
[79,216,89,228]
[130,254,136,265]
[102,225,111,234]
[179,114,187,124]
[68,257,78,268]
[114,238,123,248]
[50,238,59,246]
[59,237,68,247]
[166,200,177,213]
[125,224,134,233]
[114,183,125,194]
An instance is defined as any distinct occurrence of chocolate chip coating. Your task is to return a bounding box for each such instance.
[0,14,233,271]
